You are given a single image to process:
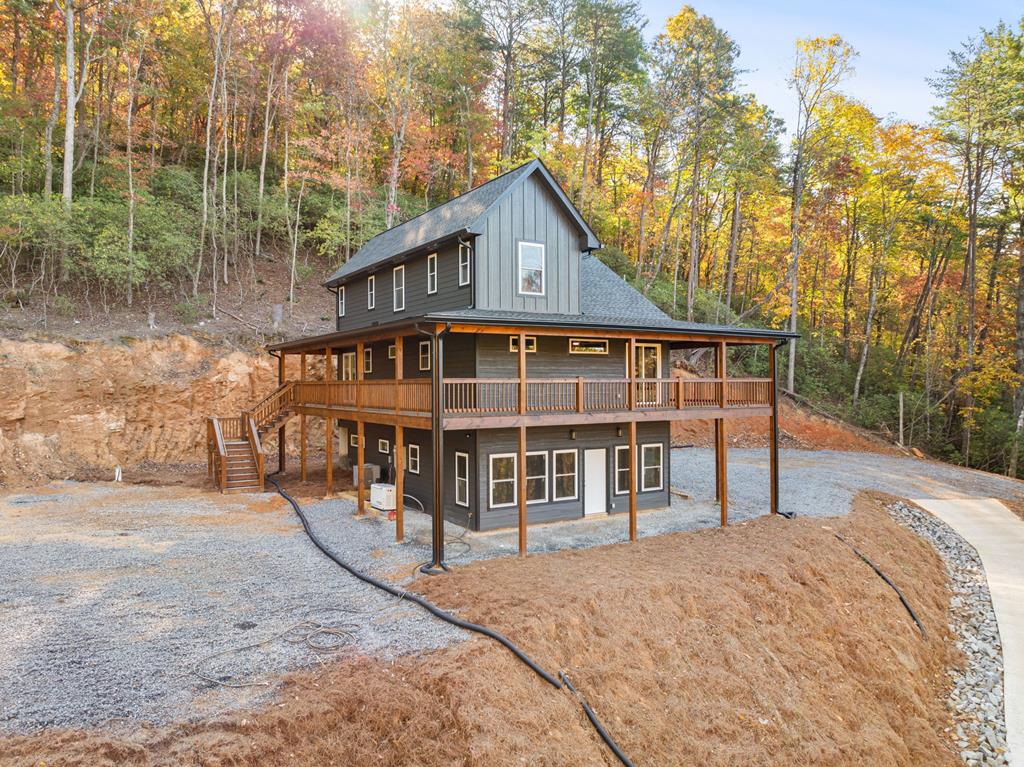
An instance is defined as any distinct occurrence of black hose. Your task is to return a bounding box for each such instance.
[560,672,637,767]
[265,476,562,688]
[834,533,927,638]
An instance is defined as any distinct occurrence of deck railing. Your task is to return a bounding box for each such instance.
[292,379,432,414]
[442,377,772,417]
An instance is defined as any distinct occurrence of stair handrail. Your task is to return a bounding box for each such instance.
[207,417,228,492]
[244,414,265,492]
[248,381,297,432]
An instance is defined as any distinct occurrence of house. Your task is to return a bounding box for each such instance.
[205,159,795,568]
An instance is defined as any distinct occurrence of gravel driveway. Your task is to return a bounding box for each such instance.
[2,448,1022,735]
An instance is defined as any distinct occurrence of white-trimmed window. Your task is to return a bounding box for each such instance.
[489,453,517,508]
[426,253,438,294]
[408,444,420,474]
[393,265,405,311]
[518,241,545,295]
[509,336,537,353]
[455,451,470,507]
[641,443,663,492]
[419,340,431,371]
[341,352,356,381]
[552,449,578,501]
[378,438,390,454]
[569,338,609,355]
[614,445,631,495]
[337,286,346,317]
[363,347,373,374]
[525,451,548,504]
[367,275,376,310]
[387,344,397,359]
[349,434,359,447]
[458,241,472,286]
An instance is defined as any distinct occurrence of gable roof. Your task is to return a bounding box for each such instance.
[324,159,601,287]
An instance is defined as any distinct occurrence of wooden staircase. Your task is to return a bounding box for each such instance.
[207,382,297,494]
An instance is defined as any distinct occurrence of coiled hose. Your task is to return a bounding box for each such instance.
[265,476,637,766]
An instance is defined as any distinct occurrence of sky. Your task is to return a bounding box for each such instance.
[637,0,1021,134]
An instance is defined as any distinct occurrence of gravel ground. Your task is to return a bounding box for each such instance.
[888,500,1009,767]
[2,447,1022,736]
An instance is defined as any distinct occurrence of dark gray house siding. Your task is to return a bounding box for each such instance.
[335,240,472,332]
[472,422,671,531]
[474,172,583,316]
[475,334,669,379]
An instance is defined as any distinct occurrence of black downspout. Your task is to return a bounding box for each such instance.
[418,322,452,573]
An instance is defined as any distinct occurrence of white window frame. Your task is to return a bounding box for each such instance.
[337,286,346,317]
[569,338,609,355]
[509,335,537,353]
[426,253,438,295]
[363,347,373,374]
[378,438,390,454]
[367,275,376,310]
[641,443,664,492]
[407,444,420,475]
[454,451,470,507]
[341,352,356,381]
[552,449,578,502]
[614,445,631,495]
[517,241,546,296]
[393,265,405,312]
[489,453,517,509]
[458,241,472,286]
[349,434,359,448]
[524,450,548,505]
[419,340,431,371]
[387,344,397,359]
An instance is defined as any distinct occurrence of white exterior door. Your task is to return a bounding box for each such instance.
[584,448,607,516]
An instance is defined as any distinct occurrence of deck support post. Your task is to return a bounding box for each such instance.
[628,420,637,542]
[324,346,333,497]
[395,424,404,542]
[300,354,307,482]
[277,352,286,474]
[518,425,527,556]
[769,342,779,515]
[423,327,448,573]
[715,341,728,526]
[357,420,365,515]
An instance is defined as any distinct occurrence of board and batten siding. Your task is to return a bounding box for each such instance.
[335,240,471,332]
[474,171,583,315]
[473,422,671,531]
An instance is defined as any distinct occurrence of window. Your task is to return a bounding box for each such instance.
[426,253,437,294]
[378,439,390,454]
[387,344,397,359]
[337,286,346,317]
[614,445,631,495]
[455,451,470,507]
[407,444,420,474]
[341,352,356,381]
[569,338,609,355]
[641,443,663,492]
[350,434,359,448]
[419,340,431,371]
[393,265,405,311]
[525,451,548,504]
[489,454,517,508]
[459,241,472,286]
[518,242,545,295]
[508,336,537,353]
[363,347,373,374]
[552,449,578,501]
[367,275,376,310]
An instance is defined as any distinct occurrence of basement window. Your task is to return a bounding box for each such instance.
[419,340,431,371]
[489,453,517,508]
[455,451,470,507]
[525,451,548,504]
[408,444,420,474]
[350,434,359,448]
[553,449,578,501]
[641,443,663,492]
[508,336,537,353]
[614,445,631,495]
[388,344,397,359]
[378,439,390,454]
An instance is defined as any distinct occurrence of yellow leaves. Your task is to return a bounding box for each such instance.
[663,6,698,43]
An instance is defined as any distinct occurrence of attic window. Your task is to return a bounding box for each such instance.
[518,242,545,296]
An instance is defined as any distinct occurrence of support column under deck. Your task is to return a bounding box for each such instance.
[769,343,780,516]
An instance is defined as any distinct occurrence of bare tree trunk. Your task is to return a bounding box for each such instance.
[723,185,741,311]
[254,57,276,261]
[852,263,879,406]
[1009,213,1024,477]
[42,41,62,197]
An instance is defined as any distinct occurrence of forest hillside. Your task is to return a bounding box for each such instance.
[1,1,1023,475]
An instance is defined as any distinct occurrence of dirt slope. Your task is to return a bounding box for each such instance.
[0,494,957,766]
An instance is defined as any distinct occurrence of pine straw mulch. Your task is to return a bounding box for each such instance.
[1,492,959,767]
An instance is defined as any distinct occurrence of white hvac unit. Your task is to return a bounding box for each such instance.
[370,483,397,511]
